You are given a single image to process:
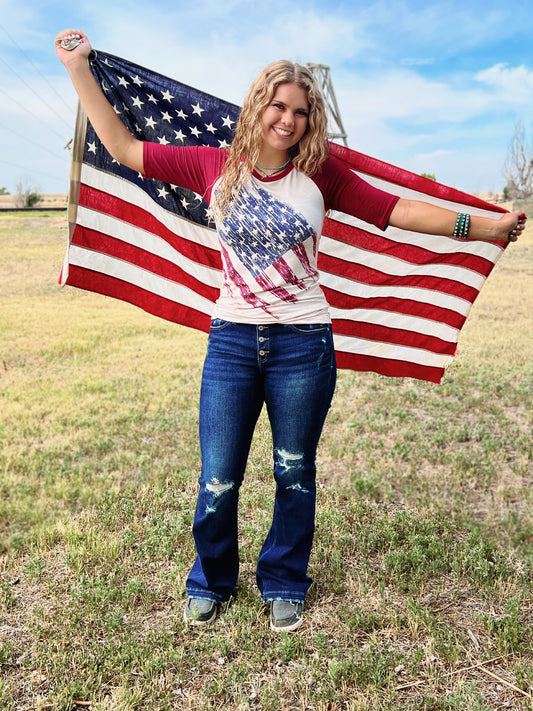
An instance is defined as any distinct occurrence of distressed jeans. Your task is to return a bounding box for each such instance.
[185,320,337,604]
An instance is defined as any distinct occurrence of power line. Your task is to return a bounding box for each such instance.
[0,53,74,133]
[0,23,75,116]
[0,83,69,143]
[0,158,68,186]
[0,117,71,161]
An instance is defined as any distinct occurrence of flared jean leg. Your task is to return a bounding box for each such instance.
[256,324,336,602]
[186,321,264,602]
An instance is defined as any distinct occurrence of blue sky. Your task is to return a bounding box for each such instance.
[1,0,532,196]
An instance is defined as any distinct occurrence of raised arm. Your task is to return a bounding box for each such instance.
[389,198,527,243]
[55,30,143,173]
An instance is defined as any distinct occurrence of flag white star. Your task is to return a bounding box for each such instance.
[147,94,158,104]
[161,89,174,102]
[161,111,173,123]
[158,186,169,199]
[132,75,143,86]
[191,102,204,116]
[176,109,188,120]
[118,76,130,88]
[221,115,235,128]
[132,96,144,109]
[218,139,230,149]
[87,141,97,154]
[174,129,186,142]
[113,104,122,115]
[190,126,201,138]
[145,116,157,129]
[205,123,217,134]
[157,135,170,145]
[181,197,190,209]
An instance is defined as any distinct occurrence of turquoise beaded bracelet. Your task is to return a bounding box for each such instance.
[453,212,470,239]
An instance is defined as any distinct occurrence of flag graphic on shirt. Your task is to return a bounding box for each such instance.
[219,185,316,278]
[217,183,317,315]
[61,50,508,384]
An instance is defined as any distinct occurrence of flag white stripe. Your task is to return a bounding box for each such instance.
[332,333,454,369]
[329,307,459,342]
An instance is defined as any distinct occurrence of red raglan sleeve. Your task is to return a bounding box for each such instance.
[316,157,400,231]
[142,143,227,203]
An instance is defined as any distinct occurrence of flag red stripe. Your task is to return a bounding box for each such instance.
[65,264,212,332]
[323,217,497,276]
[335,349,445,383]
[332,318,457,355]
[329,143,507,214]
[71,224,221,302]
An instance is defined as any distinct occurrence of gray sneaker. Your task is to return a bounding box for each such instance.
[183,597,217,625]
[270,600,304,632]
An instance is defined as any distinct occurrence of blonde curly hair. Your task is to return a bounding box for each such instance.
[211,60,329,221]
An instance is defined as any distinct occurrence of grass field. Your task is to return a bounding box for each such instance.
[0,212,531,711]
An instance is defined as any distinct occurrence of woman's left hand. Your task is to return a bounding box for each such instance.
[497,210,527,242]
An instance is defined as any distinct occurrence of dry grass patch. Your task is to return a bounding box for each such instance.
[0,212,531,710]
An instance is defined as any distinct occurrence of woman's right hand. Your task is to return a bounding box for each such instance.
[54,29,144,173]
[55,30,92,67]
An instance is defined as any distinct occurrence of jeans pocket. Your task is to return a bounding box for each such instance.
[210,318,231,331]
[287,323,330,335]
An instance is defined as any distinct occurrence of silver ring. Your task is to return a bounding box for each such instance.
[60,36,82,50]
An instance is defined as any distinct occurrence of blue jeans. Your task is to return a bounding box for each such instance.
[185,320,337,604]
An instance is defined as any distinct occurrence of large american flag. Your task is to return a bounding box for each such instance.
[61,50,507,383]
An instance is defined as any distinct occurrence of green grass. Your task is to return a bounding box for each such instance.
[0,212,532,710]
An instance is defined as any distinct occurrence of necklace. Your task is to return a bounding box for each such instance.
[255,157,291,178]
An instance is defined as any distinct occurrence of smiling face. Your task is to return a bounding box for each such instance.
[259,82,309,164]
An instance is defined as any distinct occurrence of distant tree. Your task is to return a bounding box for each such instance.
[0,187,9,195]
[504,121,533,199]
[421,172,436,181]
[15,181,42,208]
[25,192,42,208]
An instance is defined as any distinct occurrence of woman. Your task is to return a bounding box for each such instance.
[56,31,526,632]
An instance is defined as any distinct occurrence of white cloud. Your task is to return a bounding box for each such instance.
[475,63,533,104]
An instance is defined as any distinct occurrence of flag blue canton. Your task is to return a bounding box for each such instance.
[85,50,241,226]
[218,185,315,277]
